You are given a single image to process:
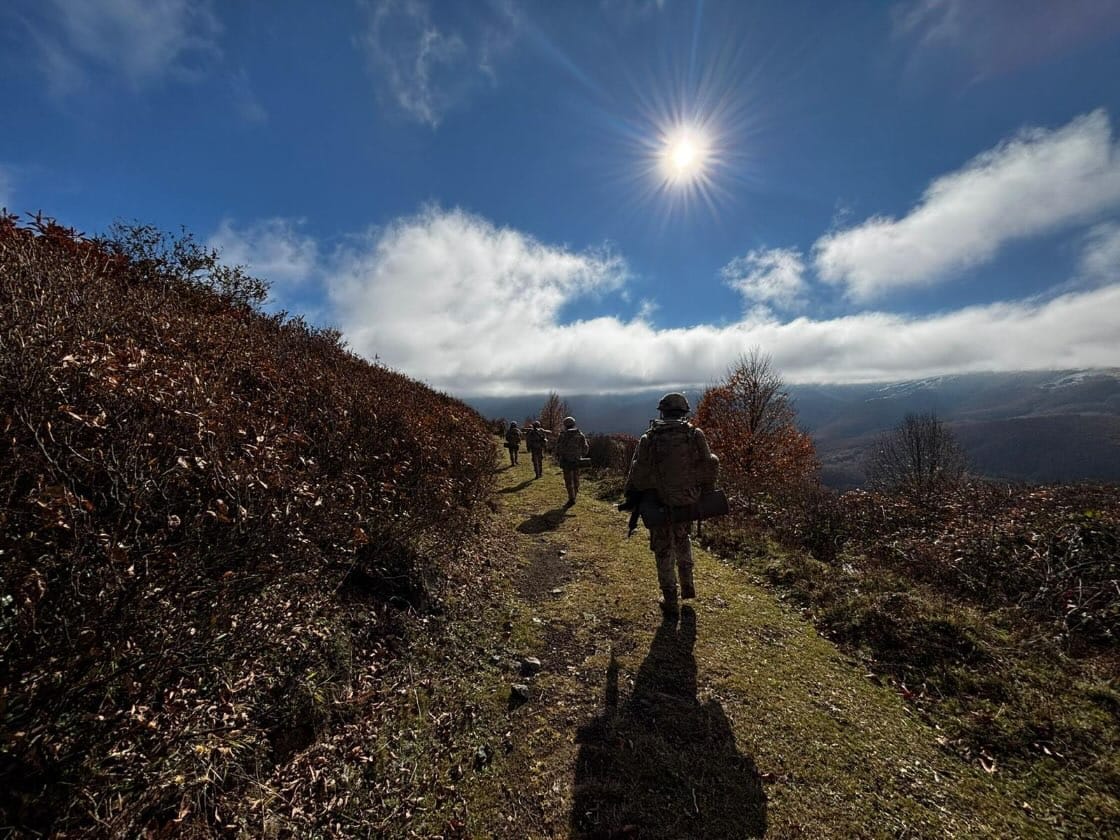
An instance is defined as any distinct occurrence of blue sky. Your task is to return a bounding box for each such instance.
[2,0,1120,396]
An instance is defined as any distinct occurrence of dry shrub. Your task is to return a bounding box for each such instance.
[587,433,638,473]
[762,484,850,565]
[0,214,495,835]
[842,483,1120,643]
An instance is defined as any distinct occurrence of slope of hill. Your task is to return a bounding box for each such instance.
[0,216,495,835]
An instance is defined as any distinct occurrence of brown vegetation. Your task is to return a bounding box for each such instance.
[536,391,569,437]
[696,349,818,510]
[701,480,1119,829]
[0,214,495,835]
[864,411,969,500]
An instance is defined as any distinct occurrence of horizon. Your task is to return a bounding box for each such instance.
[3,0,1120,397]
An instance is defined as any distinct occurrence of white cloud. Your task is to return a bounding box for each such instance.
[1080,222,1120,282]
[306,207,1120,396]
[358,0,520,127]
[814,110,1120,301]
[208,218,320,304]
[28,0,221,94]
[327,208,628,389]
[721,248,807,311]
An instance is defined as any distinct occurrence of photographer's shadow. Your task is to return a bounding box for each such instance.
[571,607,767,839]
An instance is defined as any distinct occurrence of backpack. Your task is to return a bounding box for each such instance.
[505,426,521,446]
[555,428,586,465]
[647,422,705,506]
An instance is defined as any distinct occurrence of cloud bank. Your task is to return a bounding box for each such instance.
[209,207,1118,397]
[815,110,1120,300]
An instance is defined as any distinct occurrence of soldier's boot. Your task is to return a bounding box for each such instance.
[678,563,696,600]
[659,587,679,618]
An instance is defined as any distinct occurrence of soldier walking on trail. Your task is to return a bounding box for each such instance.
[525,420,550,479]
[504,421,522,466]
[555,416,589,506]
[624,393,719,617]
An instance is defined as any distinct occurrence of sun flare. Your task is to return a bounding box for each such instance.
[661,128,709,183]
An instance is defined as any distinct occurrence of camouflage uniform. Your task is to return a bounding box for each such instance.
[625,394,719,615]
[555,418,589,505]
[505,422,522,466]
[525,422,550,479]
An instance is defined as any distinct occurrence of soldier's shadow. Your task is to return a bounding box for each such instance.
[516,507,572,534]
[499,478,536,494]
[571,607,767,839]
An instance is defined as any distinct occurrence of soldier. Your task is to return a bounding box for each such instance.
[525,420,550,479]
[504,421,522,466]
[624,393,719,618]
[555,416,589,506]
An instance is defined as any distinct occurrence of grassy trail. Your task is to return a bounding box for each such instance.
[460,447,1039,838]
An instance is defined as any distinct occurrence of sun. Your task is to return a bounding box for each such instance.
[661,127,709,183]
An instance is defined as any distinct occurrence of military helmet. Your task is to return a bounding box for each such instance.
[563,416,576,429]
[532,420,541,428]
[657,392,690,415]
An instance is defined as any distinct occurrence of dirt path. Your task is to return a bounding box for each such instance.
[461,449,1038,838]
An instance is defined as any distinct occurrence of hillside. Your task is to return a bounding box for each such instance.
[0,216,496,835]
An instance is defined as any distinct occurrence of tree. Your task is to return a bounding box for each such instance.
[538,391,569,434]
[864,412,968,500]
[696,349,817,501]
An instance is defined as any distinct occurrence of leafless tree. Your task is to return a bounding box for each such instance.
[864,412,969,500]
[696,348,817,496]
[538,391,569,435]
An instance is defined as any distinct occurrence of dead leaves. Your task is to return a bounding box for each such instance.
[1,214,496,836]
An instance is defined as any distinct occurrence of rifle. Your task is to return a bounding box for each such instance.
[617,488,728,537]
[617,489,644,538]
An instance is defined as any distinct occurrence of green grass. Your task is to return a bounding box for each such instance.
[274,446,1113,837]
[448,448,1062,838]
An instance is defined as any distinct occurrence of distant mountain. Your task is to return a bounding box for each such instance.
[791,370,1120,488]
[463,369,1120,487]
